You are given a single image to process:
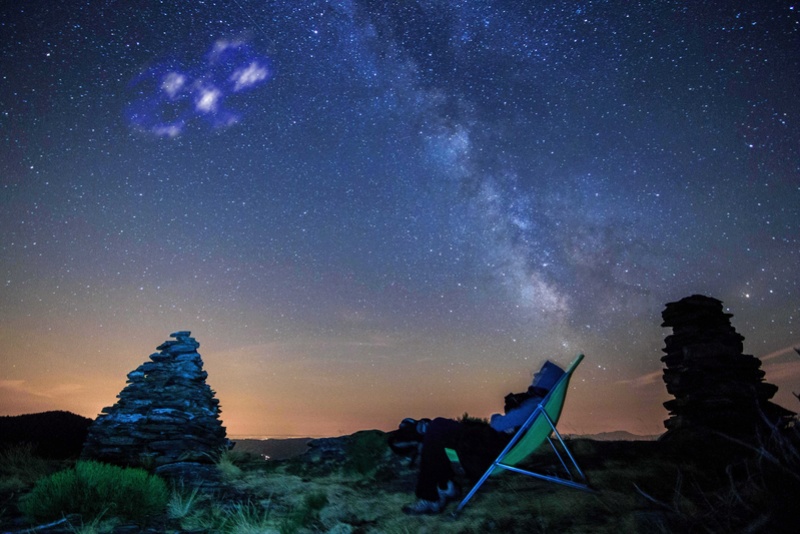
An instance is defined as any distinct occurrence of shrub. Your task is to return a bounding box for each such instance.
[303,490,328,513]
[458,412,489,425]
[19,461,168,523]
[344,431,386,475]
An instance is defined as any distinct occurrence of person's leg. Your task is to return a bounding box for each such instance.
[456,423,511,482]
[415,417,463,501]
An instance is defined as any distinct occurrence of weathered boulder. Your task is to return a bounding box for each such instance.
[81,331,229,469]
[660,295,794,442]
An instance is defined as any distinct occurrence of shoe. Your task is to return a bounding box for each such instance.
[402,499,443,515]
[438,480,460,503]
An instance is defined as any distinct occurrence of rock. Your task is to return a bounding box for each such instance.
[81,331,230,471]
[659,295,795,442]
[154,461,221,486]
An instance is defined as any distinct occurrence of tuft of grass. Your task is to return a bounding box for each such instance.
[221,501,274,534]
[170,498,277,533]
[174,500,227,533]
[217,449,245,481]
[65,512,120,534]
[0,443,54,491]
[166,482,203,521]
[18,460,168,524]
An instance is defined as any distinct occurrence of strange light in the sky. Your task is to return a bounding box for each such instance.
[161,72,187,99]
[126,40,272,137]
[195,86,222,113]
[231,62,269,91]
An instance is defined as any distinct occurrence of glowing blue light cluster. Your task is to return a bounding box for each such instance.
[126,40,272,137]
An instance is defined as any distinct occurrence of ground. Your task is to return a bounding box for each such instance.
[1,430,797,533]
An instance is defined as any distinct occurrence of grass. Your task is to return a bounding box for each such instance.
[0,443,57,493]
[166,481,204,521]
[2,422,797,533]
[217,449,246,481]
[280,490,329,532]
[222,502,274,534]
[618,417,800,533]
[64,513,120,534]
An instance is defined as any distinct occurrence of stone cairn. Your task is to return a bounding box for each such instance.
[81,331,229,473]
[660,295,794,441]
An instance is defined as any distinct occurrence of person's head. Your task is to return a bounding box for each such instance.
[531,360,565,392]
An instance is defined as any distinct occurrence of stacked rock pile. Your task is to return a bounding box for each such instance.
[81,331,229,468]
[660,295,794,440]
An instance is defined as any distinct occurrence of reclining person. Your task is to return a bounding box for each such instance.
[391,360,565,515]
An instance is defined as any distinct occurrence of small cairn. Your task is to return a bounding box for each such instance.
[660,295,794,441]
[81,331,229,475]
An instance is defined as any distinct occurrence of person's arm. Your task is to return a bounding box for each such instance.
[490,396,541,433]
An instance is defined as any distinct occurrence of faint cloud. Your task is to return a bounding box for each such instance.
[49,383,86,396]
[214,335,401,366]
[154,124,182,138]
[619,356,799,390]
[210,39,246,62]
[763,361,800,382]
[760,344,800,362]
[0,380,46,397]
[0,380,83,398]
[617,370,663,388]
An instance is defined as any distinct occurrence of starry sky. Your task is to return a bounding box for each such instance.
[1,1,798,438]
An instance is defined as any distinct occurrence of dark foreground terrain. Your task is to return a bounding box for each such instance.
[0,412,92,460]
[1,425,798,533]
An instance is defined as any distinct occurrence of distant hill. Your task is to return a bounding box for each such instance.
[230,430,661,462]
[0,411,93,458]
[577,430,661,441]
[231,437,312,460]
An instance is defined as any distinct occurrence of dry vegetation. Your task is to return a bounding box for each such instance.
[4,426,796,534]
[191,427,798,533]
[1,405,798,534]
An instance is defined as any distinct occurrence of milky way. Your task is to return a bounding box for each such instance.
[1,1,798,437]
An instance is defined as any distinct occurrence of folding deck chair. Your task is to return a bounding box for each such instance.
[452,353,592,514]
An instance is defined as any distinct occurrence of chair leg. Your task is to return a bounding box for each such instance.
[453,466,493,515]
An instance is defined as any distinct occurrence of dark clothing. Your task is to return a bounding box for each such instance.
[415,418,463,501]
[410,360,565,502]
[415,417,508,501]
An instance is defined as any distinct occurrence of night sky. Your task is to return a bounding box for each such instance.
[2,1,798,438]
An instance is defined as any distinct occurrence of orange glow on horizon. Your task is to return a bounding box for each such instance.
[2,324,797,440]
